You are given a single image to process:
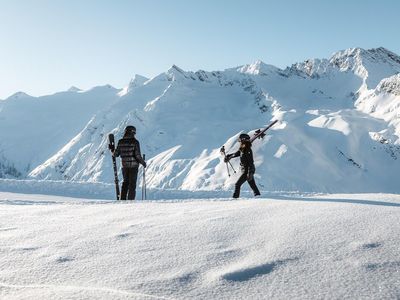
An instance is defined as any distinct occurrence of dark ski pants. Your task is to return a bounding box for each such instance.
[233,166,260,198]
[121,166,139,200]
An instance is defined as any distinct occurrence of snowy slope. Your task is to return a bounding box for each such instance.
[29,66,273,187]
[1,47,400,193]
[0,191,399,299]
[356,74,400,143]
[0,85,120,177]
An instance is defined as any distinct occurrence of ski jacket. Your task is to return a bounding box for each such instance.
[115,135,145,168]
[228,141,255,168]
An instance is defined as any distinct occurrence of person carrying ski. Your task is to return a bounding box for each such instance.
[224,133,261,198]
[113,125,146,200]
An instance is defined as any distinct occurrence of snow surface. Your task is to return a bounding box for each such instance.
[0,190,399,299]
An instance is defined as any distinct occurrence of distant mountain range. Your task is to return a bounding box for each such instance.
[1,47,400,193]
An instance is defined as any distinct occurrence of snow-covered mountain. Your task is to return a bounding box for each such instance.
[1,47,400,193]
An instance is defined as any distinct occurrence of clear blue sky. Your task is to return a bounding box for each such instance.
[1,0,399,99]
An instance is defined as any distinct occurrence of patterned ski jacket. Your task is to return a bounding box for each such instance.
[114,134,145,168]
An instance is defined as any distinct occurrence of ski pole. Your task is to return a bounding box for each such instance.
[142,154,146,200]
[220,146,236,176]
[227,160,236,174]
[225,161,231,177]
[220,146,229,176]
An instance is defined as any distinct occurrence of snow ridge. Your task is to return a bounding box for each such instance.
[285,47,400,89]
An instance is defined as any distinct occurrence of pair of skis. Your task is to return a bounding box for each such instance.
[108,134,146,201]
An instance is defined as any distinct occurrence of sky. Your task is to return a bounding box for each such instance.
[1,0,399,99]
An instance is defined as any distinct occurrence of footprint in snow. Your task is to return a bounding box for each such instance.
[0,227,17,232]
[18,246,40,252]
[360,242,383,250]
[115,233,131,239]
[222,257,299,282]
[56,256,75,263]
[364,261,400,271]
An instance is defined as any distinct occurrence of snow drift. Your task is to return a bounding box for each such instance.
[1,191,399,299]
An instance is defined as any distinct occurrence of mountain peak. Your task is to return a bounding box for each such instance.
[86,84,118,94]
[119,74,149,96]
[286,58,330,78]
[330,47,400,68]
[166,65,196,81]
[67,86,82,92]
[329,47,400,88]
[167,65,187,76]
[6,91,33,100]
[284,47,400,87]
[132,74,149,84]
[366,47,400,65]
[128,74,149,88]
[238,60,281,75]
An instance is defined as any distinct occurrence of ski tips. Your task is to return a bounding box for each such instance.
[108,133,115,144]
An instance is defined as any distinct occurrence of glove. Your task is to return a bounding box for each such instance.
[224,154,232,163]
[142,161,147,168]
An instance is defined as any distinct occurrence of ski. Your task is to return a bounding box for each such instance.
[249,120,278,143]
[108,133,120,200]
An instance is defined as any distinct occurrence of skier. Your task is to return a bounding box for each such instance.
[224,133,261,198]
[113,125,146,200]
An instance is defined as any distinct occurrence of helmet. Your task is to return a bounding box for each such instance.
[238,133,250,142]
[125,125,136,134]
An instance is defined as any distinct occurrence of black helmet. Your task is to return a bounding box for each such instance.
[125,125,136,134]
[238,133,250,142]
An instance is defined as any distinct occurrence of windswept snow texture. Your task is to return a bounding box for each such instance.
[1,47,400,192]
[0,192,399,299]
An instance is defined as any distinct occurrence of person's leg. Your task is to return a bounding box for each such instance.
[248,178,261,196]
[120,168,129,200]
[127,166,139,200]
[233,171,247,198]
